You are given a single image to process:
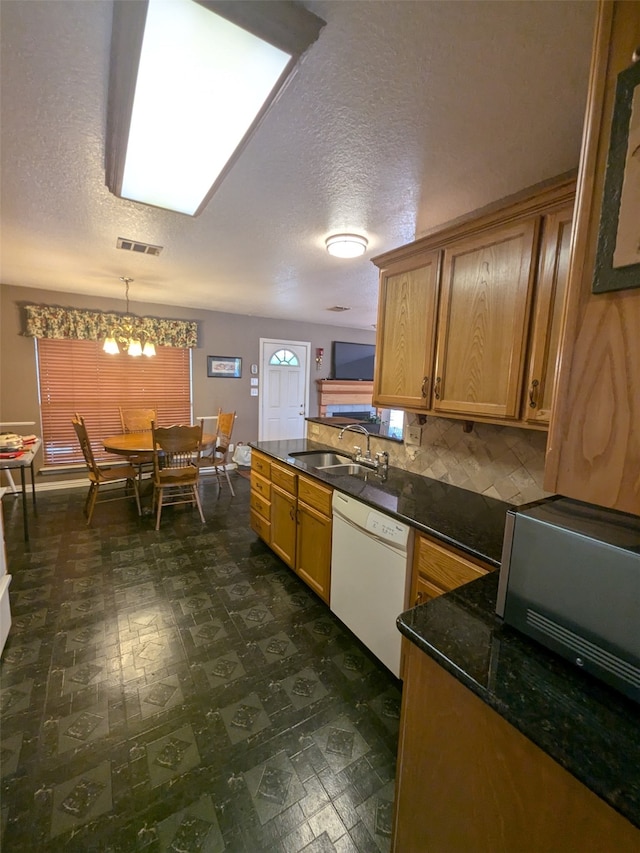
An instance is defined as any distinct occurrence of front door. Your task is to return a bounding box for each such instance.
[259,339,310,441]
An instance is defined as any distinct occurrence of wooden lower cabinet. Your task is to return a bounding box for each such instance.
[250,452,332,602]
[410,532,491,606]
[296,474,332,603]
[271,482,297,568]
[393,645,640,852]
[250,453,272,543]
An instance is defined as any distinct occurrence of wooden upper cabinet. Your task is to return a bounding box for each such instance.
[523,206,574,425]
[373,251,440,410]
[371,173,576,431]
[433,218,539,419]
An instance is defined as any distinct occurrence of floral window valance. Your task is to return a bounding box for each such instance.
[24,304,198,349]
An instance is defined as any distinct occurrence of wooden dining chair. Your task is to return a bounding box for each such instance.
[151,420,206,530]
[72,414,141,525]
[119,406,157,483]
[211,409,236,496]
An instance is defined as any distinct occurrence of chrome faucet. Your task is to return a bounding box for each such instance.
[338,423,389,476]
[338,423,371,458]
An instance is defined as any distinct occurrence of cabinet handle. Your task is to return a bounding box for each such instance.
[290,506,296,522]
[415,591,425,605]
[434,377,442,400]
[529,379,540,408]
[421,376,429,398]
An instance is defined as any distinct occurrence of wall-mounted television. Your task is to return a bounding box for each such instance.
[332,341,376,381]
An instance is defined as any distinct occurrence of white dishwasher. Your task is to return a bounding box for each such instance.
[330,491,413,677]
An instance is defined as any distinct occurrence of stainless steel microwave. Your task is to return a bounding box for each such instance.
[497,496,640,703]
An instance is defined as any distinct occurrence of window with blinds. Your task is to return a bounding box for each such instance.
[37,338,192,467]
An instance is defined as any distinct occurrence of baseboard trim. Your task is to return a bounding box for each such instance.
[4,464,238,494]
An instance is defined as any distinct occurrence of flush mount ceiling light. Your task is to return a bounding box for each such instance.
[106,0,324,216]
[104,277,156,357]
[325,234,368,258]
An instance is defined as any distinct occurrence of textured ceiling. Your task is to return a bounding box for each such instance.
[0,0,596,330]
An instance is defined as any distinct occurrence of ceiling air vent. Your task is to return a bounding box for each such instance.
[328,305,351,312]
[116,237,163,256]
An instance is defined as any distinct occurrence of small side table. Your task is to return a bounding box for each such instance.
[0,439,41,542]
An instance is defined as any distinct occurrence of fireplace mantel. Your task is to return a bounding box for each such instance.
[316,379,374,417]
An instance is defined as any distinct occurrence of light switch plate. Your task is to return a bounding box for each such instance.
[250,388,258,396]
[405,425,423,446]
[250,378,258,386]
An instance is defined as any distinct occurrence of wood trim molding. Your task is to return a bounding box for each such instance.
[372,172,577,271]
[544,1,640,515]
[316,380,374,417]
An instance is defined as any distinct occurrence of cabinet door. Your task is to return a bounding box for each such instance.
[412,533,489,604]
[271,461,297,495]
[296,501,332,603]
[251,450,271,478]
[250,470,271,501]
[297,474,332,515]
[250,509,271,543]
[394,644,640,853]
[524,207,573,425]
[270,484,297,568]
[373,252,440,409]
[434,219,539,419]
[412,574,445,607]
[250,490,271,522]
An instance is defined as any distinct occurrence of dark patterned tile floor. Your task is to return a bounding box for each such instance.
[0,474,401,851]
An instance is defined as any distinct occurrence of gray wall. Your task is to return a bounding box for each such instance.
[0,283,374,478]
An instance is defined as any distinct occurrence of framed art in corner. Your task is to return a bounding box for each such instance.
[207,356,242,378]
[592,57,640,294]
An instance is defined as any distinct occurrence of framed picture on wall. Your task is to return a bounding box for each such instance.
[592,57,640,293]
[207,356,242,378]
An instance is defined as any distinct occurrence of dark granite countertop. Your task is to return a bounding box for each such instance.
[250,438,511,566]
[398,572,640,830]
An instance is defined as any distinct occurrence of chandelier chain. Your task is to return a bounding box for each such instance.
[120,276,133,315]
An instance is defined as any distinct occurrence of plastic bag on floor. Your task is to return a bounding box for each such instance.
[232,444,252,467]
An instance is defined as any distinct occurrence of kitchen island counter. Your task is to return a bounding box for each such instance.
[397,571,640,832]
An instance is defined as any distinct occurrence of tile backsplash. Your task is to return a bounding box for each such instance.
[308,416,550,505]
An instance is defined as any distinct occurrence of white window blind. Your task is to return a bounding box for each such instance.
[37,338,191,466]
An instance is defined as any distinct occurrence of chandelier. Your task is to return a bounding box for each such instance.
[103,277,156,357]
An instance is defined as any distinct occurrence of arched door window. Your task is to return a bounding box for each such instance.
[269,349,300,366]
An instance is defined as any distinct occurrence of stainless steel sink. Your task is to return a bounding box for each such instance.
[316,462,370,476]
[288,451,352,467]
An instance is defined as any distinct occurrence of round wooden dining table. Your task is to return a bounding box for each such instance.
[103,431,216,455]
